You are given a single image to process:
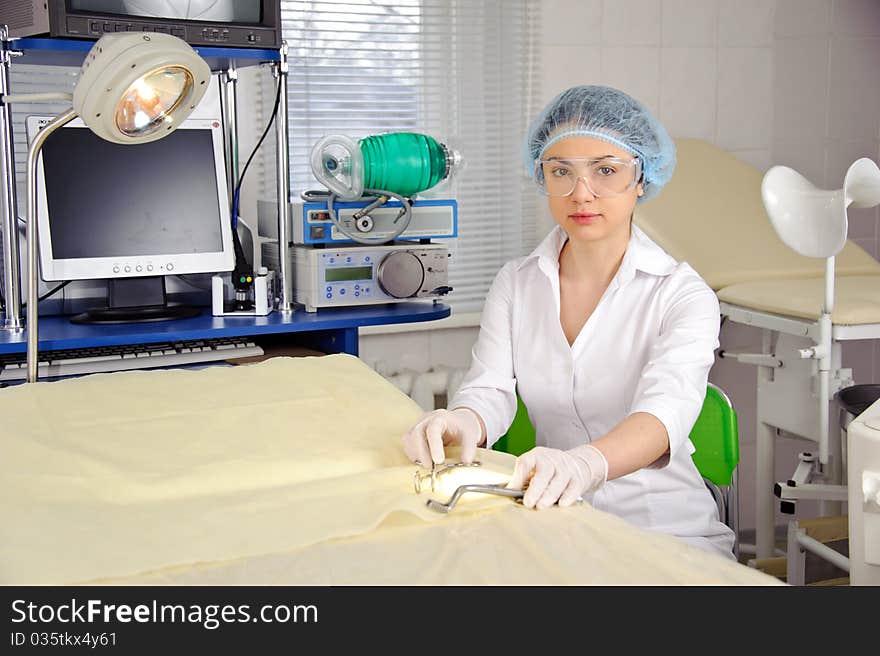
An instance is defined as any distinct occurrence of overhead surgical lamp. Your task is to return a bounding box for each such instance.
[1,32,211,382]
[761,158,880,466]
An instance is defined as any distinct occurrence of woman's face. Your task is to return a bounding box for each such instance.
[540,136,643,244]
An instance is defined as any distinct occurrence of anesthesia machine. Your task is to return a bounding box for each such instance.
[269,131,462,312]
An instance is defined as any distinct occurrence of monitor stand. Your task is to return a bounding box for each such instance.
[70,276,200,325]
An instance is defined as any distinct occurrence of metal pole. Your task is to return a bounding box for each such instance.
[756,328,777,559]
[275,41,294,313]
[796,532,850,572]
[26,109,76,382]
[0,26,23,331]
[218,64,239,204]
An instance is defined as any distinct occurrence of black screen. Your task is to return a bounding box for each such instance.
[41,128,225,260]
[69,1,263,23]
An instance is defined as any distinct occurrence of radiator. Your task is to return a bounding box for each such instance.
[379,365,468,411]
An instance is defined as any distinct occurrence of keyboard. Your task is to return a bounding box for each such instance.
[0,337,264,381]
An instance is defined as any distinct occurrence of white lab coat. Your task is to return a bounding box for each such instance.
[450,224,736,558]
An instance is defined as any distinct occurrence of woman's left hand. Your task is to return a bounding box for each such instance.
[506,445,608,509]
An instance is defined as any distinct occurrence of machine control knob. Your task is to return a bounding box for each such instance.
[377,251,424,298]
[355,215,374,232]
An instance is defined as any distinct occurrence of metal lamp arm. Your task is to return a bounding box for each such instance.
[2,92,73,104]
[25,108,77,383]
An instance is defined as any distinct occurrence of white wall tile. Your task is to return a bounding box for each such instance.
[602,0,662,46]
[359,333,432,374]
[852,236,878,260]
[658,47,716,140]
[736,445,757,531]
[774,0,831,38]
[600,46,661,114]
[873,347,880,391]
[718,0,775,46]
[541,45,603,105]
[771,140,827,188]
[729,148,773,171]
[772,37,830,141]
[842,340,875,384]
[661,0,717,47]
[828,37,880,141]
[716,47,772,149]
[832,0,880,36]
[848,207,879,242]
[826,142,880,244]
[428,327,479,370]
[825,138,880,188]
[845,206,878,240]
[539,0,603,45]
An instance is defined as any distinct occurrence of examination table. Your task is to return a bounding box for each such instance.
[0,355,779,585]
[635,138,880,560]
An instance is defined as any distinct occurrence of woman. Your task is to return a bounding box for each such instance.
[402,85,735,558]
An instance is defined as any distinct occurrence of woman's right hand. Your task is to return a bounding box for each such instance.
[402,407,485,466]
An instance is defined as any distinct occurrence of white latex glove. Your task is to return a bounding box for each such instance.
[506,445,608,510]
[402,408,485,466]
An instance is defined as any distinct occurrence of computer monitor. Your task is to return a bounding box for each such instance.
[26,115,235,323]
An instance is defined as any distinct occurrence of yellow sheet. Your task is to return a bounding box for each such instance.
[0,355,781,585]
[101,503,779,586]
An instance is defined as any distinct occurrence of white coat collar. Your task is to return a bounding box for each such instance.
[518,223,678,285]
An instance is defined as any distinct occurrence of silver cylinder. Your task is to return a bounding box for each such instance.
[275,42,294,313]
[218,65,239,204]
[0,27,23,331]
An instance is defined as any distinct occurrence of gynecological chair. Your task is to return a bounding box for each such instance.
[634,139,880,562]
[494,383,741,557]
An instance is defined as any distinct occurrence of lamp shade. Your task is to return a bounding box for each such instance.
[72,32,211,144]
[761,158,880,259]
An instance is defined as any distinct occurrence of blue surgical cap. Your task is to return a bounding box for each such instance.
[523,85,676,202]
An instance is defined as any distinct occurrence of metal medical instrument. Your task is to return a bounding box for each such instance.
[413,460,482,494]
[292,242,451,312]
[425,484,525,514]
[262,198,457,246]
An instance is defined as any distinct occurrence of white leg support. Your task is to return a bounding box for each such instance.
[786,521,807,586]
[757,420,777,559]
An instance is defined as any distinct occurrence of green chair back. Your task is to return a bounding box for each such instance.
[688,383,739,486]
[492,393,536,456]
[493,384,739,486]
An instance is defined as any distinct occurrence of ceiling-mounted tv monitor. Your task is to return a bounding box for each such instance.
[1,0,282,49]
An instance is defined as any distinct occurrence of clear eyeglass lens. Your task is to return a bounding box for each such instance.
[538,158,638,197]
[115,66,193,137]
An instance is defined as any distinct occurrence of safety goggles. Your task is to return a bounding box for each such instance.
[535,156,642,198]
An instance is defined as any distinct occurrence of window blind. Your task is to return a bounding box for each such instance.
[281,0,541,312]
[8,65,80,220]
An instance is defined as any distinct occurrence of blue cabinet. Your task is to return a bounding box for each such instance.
[0,302,451,357]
